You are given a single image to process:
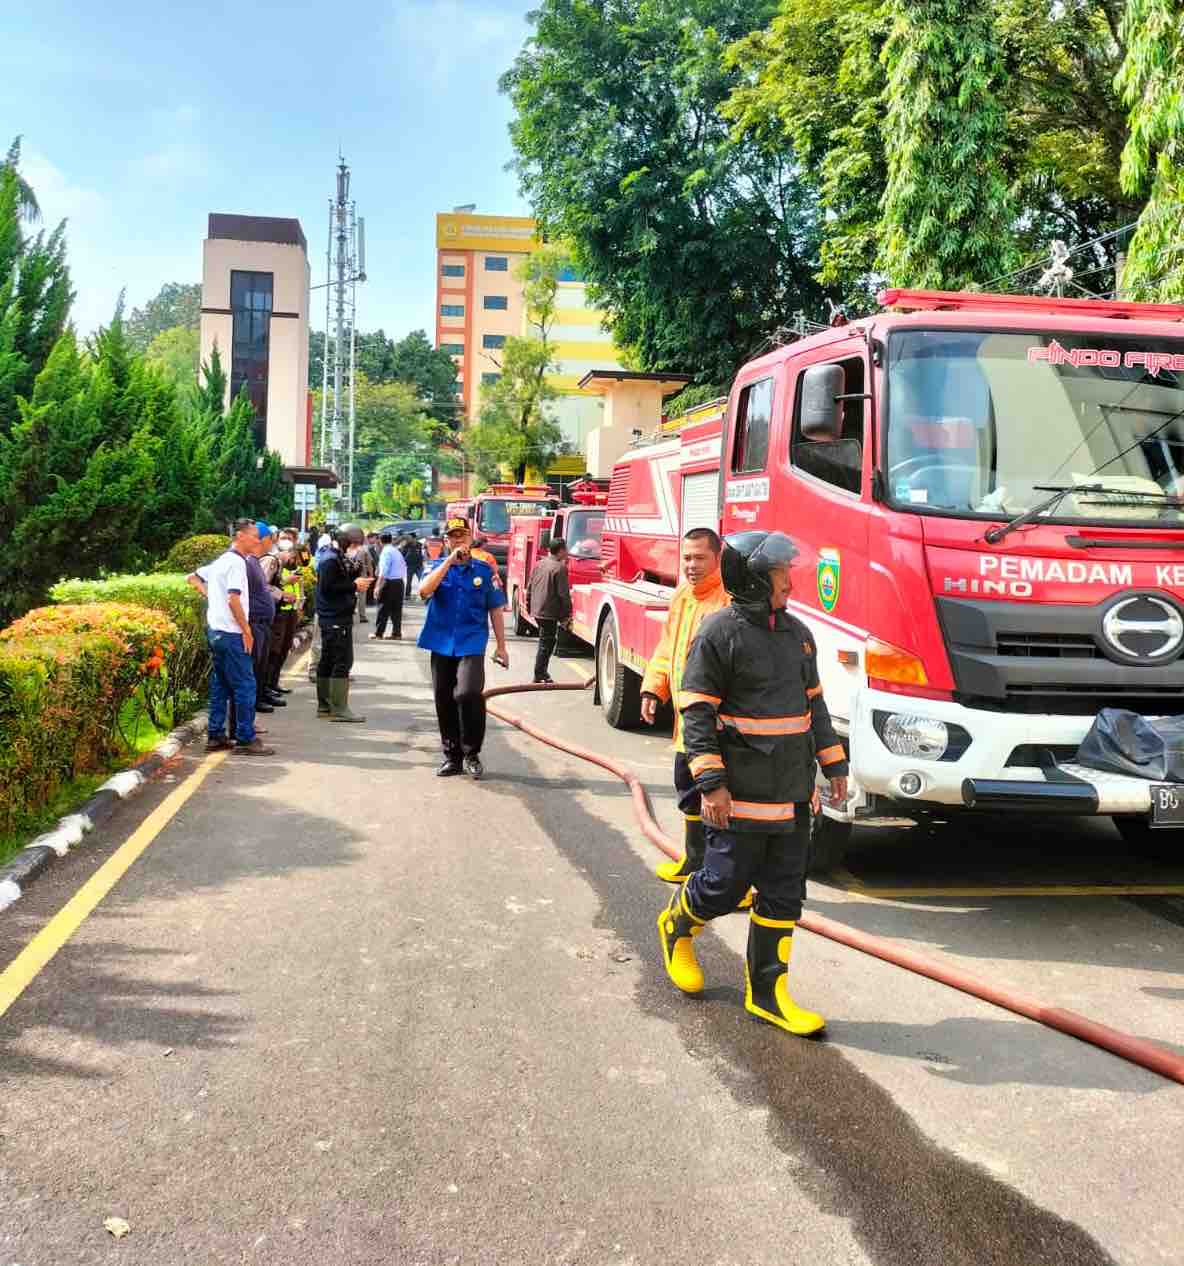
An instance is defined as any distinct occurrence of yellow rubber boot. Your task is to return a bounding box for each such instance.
[656,815,705,883]
[656,885,705,994]
[743,913,825,1036]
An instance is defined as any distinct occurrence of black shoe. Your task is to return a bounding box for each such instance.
[265,694,288,707]
[275,686,293,694]
[532,674,554,685]
[464,755,484,780]
[205,736,234,752]
[256,701,275,714]
[436,759,463,777]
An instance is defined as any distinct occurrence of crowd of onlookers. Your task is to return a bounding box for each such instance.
[191,520,445,754]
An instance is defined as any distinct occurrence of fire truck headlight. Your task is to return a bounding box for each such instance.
[873,712,971,762]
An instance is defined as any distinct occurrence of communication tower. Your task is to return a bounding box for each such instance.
[317,156,366,511]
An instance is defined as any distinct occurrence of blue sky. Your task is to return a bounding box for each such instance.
[1,0,533,337]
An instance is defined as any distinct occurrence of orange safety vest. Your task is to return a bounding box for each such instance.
[640,570,729,752]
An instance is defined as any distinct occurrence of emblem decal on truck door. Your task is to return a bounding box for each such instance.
[817,549,841,613]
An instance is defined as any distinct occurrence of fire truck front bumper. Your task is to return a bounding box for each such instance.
[848,689,1164,817]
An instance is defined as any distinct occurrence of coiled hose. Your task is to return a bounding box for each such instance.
[484,678,1184,1087]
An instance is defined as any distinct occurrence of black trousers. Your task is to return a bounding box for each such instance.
[317,618,355,679]
[431,652,486,760]
[685,806,810,922]
[534,617,559,680]
[376,579,405,638]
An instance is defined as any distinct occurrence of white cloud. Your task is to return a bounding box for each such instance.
[18,148,108,231]
[388,0,528,82]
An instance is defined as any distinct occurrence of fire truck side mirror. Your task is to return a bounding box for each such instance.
[800,364,845,442]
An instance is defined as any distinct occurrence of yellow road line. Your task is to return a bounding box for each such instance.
[0,751,228,1021]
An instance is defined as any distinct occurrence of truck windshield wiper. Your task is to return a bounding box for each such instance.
[982,483,1180,545]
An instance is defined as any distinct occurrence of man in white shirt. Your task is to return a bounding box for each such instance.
[188,518,274,756]
[371,531,408,640]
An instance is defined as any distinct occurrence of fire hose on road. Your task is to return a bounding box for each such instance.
[484,678,1184,1087]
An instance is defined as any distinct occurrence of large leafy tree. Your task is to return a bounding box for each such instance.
[502,0,825,385]
[726,0,1135,296]
[464,249,564,484]
[144,324,200,394]
[1115,0,1184,300]
[878,0,1016,287]
[125,282,200,353]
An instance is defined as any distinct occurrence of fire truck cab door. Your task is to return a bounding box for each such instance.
[722,339,873,731]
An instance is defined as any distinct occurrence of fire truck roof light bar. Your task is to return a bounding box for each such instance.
[877,288,1184,323]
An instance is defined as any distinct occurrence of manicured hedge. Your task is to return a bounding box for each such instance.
[0,603,179,837]
[161,534,230,574]
[50,574,208,707]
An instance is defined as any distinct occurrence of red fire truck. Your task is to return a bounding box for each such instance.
[571,289,1184,867]
[506,480,608,635]
[446,483,560,576]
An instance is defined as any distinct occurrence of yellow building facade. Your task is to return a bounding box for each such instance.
[434,211,626,491]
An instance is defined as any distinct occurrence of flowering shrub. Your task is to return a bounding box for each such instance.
[49,575,208,708]
[0,630,133,836]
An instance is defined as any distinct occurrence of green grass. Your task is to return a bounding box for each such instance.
[0,689,198,868]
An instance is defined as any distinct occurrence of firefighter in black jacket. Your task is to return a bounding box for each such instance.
[657,530,849,1036]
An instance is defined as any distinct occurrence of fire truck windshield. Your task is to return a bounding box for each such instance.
[563,510,605,559]
[478,499,548,535]
[885,329,1184,527]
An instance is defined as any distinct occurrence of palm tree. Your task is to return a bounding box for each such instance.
[2,136,40,223]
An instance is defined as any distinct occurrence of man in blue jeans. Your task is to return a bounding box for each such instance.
[188,518,275,756]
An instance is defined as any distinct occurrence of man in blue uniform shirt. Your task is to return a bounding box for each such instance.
[418,516,510,779]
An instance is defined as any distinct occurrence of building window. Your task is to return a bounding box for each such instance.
[439,342,464,356]
[483,295,508,311]
[485,256,508,272]
[482,372,501,385]
[441,264,465,278]
[441,304,464,317]
[482,334,506,349]
[229,270,273,448]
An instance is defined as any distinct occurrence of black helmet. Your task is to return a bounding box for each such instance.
[720,530,800,605]
[339,523,365,546]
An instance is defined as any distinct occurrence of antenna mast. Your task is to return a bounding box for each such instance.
[323,155,365,513]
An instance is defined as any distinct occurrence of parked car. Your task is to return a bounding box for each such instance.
[379,519,442,541]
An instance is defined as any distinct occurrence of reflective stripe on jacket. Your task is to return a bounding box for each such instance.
[680,604,849,832]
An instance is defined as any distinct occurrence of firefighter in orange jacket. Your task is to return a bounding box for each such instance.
[657,531,849,1036]
[640,527,730,883]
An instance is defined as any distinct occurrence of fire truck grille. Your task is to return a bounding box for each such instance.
[995,632,1099,659]
[986,683,1184,716]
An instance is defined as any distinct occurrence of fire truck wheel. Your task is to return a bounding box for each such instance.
[512,589,533,637]
[807,813,852,876]
[1112,815,1183,863]
[597,611,641,729]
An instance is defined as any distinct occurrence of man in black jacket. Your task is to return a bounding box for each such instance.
[526,538,571,683]
[315,525,372,722]
[657,530,849,1037]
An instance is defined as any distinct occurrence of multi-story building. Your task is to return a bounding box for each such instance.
[200,213,335,492]
[434,210,627,493]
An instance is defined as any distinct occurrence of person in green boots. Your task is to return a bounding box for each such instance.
[657,531,848,1036]
[314,525,372,722]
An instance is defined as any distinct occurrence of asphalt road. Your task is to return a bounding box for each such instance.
[0,603,1181,1265]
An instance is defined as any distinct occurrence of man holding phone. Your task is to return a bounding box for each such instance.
[417,516,510,779]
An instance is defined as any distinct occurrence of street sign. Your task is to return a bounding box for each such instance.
[293,483,318,510]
